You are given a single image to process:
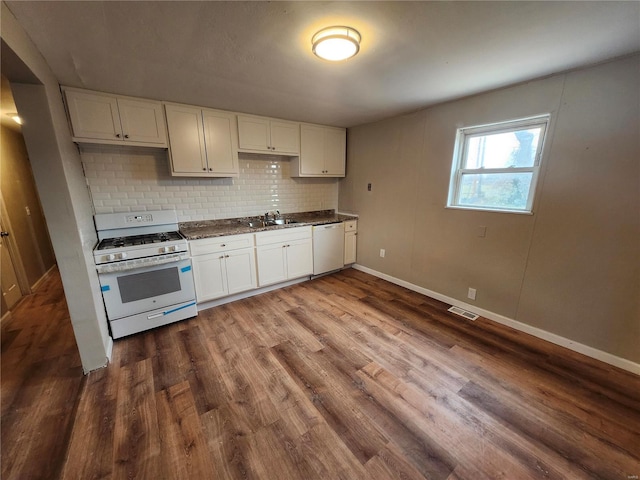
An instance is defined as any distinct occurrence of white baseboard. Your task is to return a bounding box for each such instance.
[1,310,12,325]
[83,336,113,375]
[31,264,57,292]
[353,264,640,375]
[105,336,113,364]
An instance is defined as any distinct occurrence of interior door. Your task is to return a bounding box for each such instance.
[1,229,22,309]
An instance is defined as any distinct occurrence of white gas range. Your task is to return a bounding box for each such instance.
[93,210,197,339]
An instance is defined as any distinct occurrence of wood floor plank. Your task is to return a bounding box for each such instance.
[113,358,162,479]
[272,340,389,465]
[61,364,120,480]
[200,403,258,479]
[156,380,217,478]
[3,268,640,480]
[179,326,231,415]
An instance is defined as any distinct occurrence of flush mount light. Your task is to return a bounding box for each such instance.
[312,26,361,61]
[6,113,23,125]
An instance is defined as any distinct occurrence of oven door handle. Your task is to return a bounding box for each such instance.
[96,253,188,274]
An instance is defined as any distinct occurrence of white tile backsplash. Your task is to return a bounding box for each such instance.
[80,145,338,221]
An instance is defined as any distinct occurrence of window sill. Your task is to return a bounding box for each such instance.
[445,205,534,215]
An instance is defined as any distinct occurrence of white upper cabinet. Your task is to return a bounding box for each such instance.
[63,88,167,147]
[237,115,300,155]
[291,123,346,177]
[165,103,238,177]
[202,110,238,175]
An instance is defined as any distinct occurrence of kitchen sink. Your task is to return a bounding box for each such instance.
[273,218,298,225]
[247,218,299,228]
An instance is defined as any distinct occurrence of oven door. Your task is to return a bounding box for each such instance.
[98,257,196,321]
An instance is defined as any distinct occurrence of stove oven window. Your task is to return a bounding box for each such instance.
[117,266,181,303]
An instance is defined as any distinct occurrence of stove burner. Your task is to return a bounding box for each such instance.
[96,231,183,250]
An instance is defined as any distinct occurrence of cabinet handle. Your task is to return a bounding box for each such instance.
[225,255,230,258]
[115,133,121,138]
[287,244,291,247]
[221,244,226,247]
[124,134,129,139]
[282,245,286,248]
[219,255,224,259]
[209,168,213,171]
[203,167,207,171]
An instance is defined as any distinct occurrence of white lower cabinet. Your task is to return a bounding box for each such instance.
[344,220,358,264]
[255,226,313,287]
[190,233,257,302]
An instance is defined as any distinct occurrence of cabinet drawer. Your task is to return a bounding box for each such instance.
[344,220,357,232]
[255,226,312,246]
[190,233,255,256]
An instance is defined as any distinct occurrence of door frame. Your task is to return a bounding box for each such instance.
[0,194,30,296]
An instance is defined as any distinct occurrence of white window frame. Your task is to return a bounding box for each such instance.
[447,114,550,214]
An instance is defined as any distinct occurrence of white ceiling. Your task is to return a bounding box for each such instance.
[4,1,640,127]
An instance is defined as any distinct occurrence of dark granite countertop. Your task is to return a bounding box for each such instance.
[180,210,357,240]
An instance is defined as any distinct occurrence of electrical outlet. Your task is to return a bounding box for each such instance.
[367,183,372,192]
[477,225,487,238]
[467,288,477,300]
[380,249,385,258]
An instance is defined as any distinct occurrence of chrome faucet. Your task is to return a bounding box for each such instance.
[264,210,280,222]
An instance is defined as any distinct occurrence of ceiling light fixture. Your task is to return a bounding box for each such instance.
[312,26,361,62]
[6,113,23,125]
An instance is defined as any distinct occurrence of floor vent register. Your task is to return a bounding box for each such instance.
[448,306,479,321]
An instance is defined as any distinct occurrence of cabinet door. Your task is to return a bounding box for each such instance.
[117,98,167,145]
[324,128,346,176]
[285,238,313,279]
[203,110,239,175]
[344,231,357,264]
[270,121,300,154]
[225,247,257,295]
[192,253,227,302]
[165,104,208,174]
[237,116,270,151]
[256,243,288,287]
[65,90,122,141]
[299,124,325,175]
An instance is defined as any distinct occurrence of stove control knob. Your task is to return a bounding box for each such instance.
[106,254,116,262]
[118,252,127,260]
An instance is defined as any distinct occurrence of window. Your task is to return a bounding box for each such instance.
[447,115,549,213]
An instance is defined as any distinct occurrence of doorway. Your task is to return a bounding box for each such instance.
[1,225,22,311]
[0,75,57,318]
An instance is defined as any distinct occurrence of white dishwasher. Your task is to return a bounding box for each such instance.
[313,222,345,275]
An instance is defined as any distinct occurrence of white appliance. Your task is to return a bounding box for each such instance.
[313,222,345,275]
[93,210,197,339]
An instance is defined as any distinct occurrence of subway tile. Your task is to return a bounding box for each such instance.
[82,152,339,221]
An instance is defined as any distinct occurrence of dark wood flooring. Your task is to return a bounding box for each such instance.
[2,268,639,479]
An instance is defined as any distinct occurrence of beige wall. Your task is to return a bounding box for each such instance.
[2,2,111,372]
[1,124,56,287]
[339,54,640,364]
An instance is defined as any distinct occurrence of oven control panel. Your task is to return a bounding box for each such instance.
[126,214,154,224]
